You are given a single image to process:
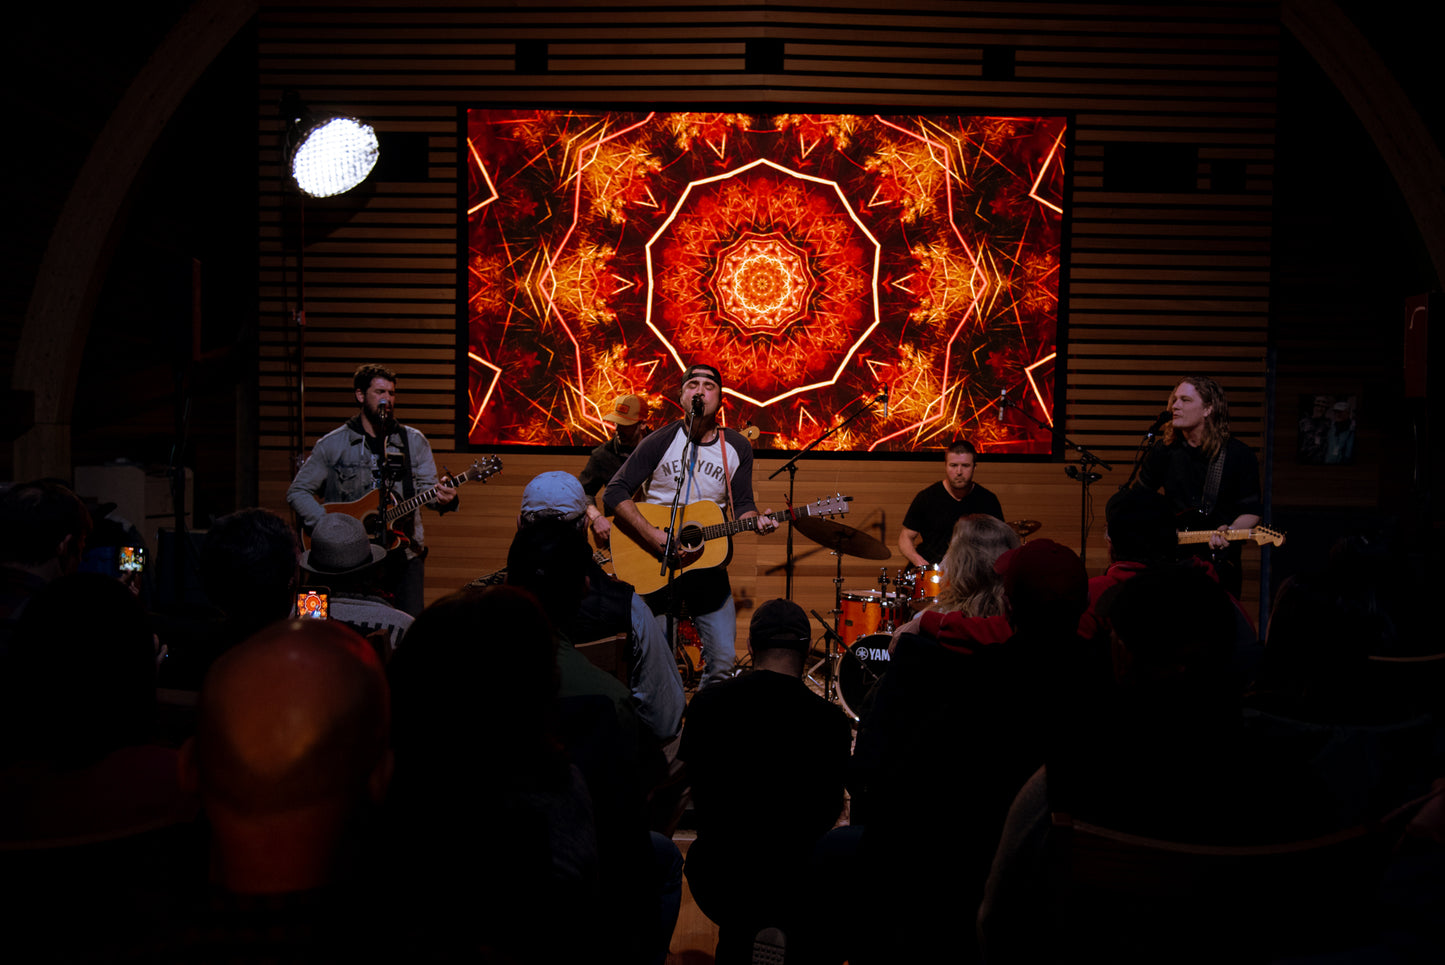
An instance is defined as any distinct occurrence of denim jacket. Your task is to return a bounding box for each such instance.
[286,416,451,549]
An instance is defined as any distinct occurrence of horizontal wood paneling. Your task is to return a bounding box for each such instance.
[257,1,1278,641]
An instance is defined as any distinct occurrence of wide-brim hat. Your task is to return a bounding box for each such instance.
[300,513,387,576]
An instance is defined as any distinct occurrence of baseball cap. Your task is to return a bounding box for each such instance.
[749,598,812,652]
[603,394,647,426]
[520,471,588,524]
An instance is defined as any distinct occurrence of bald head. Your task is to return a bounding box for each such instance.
[194,619,390,816]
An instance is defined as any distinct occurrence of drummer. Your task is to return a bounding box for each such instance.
[897,440,1005,568]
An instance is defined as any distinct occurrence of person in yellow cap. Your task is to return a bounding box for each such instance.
[580,393,651,523]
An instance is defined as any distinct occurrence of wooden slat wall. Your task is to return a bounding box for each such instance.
[257,0,1278,646]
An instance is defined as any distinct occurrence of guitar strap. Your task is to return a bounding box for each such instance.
[719,429,734,521]
[1200,446,1225,519]
[394,427,416,500]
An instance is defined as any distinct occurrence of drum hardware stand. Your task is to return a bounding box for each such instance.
[769,388,888,600]
[998,388,1111,565]
[808,608,849,706]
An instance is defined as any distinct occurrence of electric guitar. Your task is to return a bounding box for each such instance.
[611,494,850,595]
[1175,524,1285,548]
[305,455,502,550]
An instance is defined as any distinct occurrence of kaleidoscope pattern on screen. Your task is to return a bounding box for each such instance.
[465,111,1065,454]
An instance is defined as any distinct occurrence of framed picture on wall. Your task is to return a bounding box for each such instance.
[1296,393,1357,465]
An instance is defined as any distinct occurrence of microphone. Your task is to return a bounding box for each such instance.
[691,394,704,416]
[377,401,392,426]
[999,389,1010,409]
[1146,409,1171,435]
[880,385,890,420]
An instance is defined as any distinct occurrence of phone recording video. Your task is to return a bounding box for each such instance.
[118,545,146,574]
[296,589,329,620]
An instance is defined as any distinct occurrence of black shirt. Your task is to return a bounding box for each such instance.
[901,481,1005,564]
[1137,436,1261,529]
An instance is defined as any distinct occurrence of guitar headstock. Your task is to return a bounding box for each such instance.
[1252,525,1285,547]
[449,455,503,486]
[804,493,851,518]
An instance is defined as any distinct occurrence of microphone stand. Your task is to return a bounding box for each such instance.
[998,390,1112,564]
[769,389,887,600]
[1122,414,1169,489]
[370,409,400,548]
[661,399,703,669]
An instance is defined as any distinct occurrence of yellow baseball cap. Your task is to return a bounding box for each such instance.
[603,394,647,426]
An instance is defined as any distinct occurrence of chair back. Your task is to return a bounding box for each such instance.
[1046,810,1405,962]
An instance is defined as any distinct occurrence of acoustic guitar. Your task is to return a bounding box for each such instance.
[305,455,502,550]
[610,494,850,595]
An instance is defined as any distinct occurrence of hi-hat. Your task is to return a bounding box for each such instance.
[1009,519,1042,539]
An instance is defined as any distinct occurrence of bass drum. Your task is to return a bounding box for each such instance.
[837,632,893,721]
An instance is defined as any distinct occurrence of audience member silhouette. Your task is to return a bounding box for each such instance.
[384,583,598,961]
[0,479,91,655]
[475,470,685,742]
[679,598,852,963]
[0,572,195,961]
[1246,534,1439,830]
[888,513,1019,650]
[980,565,1329,963]
[847,538,1088,964]
[155,507,301,689]
[506,517,682,964]
[156,618,394,960]
[299,512,413,653]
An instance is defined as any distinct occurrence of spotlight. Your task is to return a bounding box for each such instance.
[288,115,380,198]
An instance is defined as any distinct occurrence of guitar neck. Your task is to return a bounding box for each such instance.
[382,461,495,525]
[687,507,804,543]
[383,484,448,525]
[1176,528,1259,545]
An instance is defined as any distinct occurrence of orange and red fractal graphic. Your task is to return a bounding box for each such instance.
[466,111,1066,453]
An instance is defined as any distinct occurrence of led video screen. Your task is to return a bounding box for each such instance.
[465,110,1066,454]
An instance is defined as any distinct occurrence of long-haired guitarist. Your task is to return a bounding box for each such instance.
[1135,376,1262,596]
[604,362,778,689]
[286,363,458,616]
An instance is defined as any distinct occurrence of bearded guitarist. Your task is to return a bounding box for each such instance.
[604,362,778,689]
[287,363,458,616]
[1135,376,1262,597]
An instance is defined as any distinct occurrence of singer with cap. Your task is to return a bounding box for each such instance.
[287,362,457,616]
[604,362,778,688]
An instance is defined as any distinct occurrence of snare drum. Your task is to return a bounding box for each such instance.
[837,632,893,720]
[910,564,946,611]
[840,590,895,646]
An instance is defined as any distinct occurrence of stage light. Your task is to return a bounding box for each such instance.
[288,114,379,198]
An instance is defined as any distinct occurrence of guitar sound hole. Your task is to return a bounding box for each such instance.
[677,525,704,552]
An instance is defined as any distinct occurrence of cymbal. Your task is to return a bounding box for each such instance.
[1009,519,1042,538]
[793,516,892,560]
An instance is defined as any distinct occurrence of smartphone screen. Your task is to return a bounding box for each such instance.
[119,545,146,573]
[297,589,329,619]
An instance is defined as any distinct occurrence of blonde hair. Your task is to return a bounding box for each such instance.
[1162,376,1231,459]
[933,514,1021,617]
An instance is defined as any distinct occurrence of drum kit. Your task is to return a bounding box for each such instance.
[792,515,1043,720]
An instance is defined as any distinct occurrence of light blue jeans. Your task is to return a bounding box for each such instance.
[655,592,737,690]
[630,593,686,739]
